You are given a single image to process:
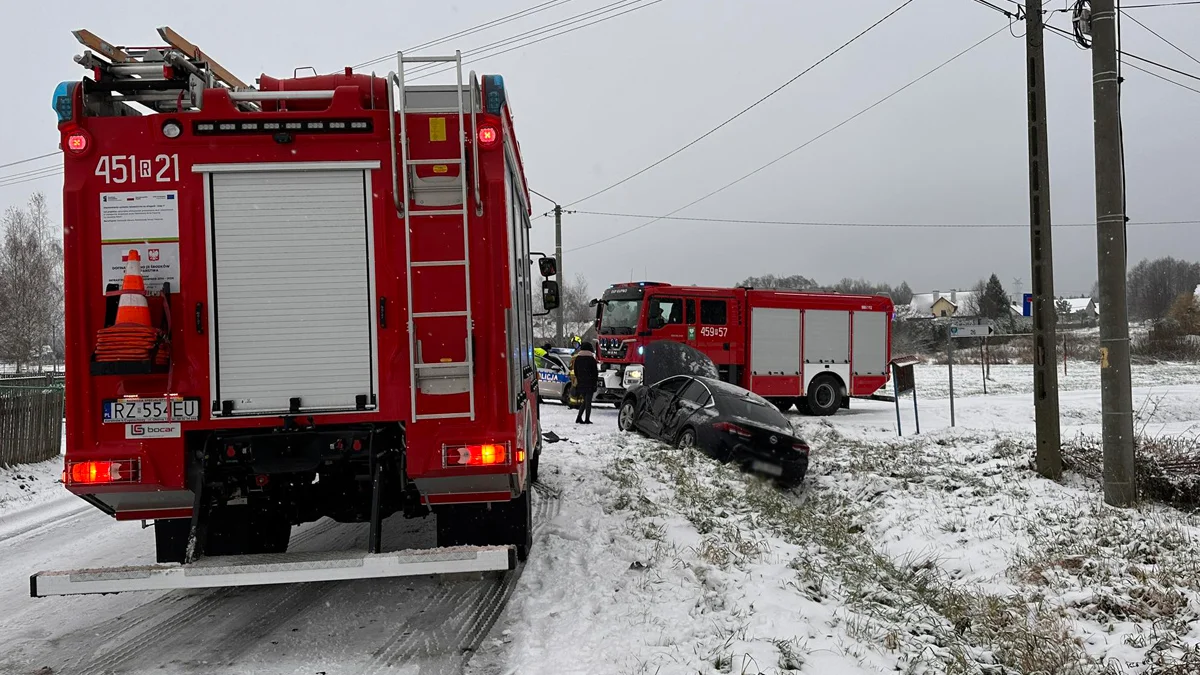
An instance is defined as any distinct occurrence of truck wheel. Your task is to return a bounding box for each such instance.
[154,518,190,563]
[806,376,843,416]
[767,398,793,413]
[437,490,533,562]
[530,445,541,484]
[795,397,813,415]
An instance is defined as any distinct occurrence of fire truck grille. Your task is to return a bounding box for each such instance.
[598,339,627,359]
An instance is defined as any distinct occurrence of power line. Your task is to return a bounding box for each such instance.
[560,0,919,209]
[0,167,63,190]
[352,0,578,70]
[1120,8,1200,66]
[402,0,645,77]
[572,209,1200,228]
[406,0,667,83]
[1122,0,1200,7]
[0,152,58,171]
[1043,21,1200,83]
[567,25,1009,253]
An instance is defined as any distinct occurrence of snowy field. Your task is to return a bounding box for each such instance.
[1,361,1198,673]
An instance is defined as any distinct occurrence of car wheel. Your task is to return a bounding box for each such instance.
[560,388,571,407]
[806,376,842,416]
[618,399,638,432]
[676,427,696,449]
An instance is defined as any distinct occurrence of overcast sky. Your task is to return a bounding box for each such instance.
[3,0,1199,299]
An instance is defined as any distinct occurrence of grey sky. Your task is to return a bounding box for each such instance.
[3,0,1199,299]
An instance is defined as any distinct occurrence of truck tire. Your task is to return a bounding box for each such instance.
[530,444,541,484]
[806,375,843,417]
[437,489,533,562]
[154,518,190,563]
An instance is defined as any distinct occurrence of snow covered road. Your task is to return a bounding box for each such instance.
[0,479,560,675]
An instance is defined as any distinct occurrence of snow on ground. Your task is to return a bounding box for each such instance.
[473,362,1200,674]
[4,362,1200,673]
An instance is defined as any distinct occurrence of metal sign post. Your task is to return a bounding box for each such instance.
[947,322,995,428]
[890,356,920,437]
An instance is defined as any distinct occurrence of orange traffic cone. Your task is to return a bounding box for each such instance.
[113,250,151,327]
[93,249,169,366]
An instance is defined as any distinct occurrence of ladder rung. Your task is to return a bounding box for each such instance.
[407,158,463,166]
[417,408,472,417]
[401,55,460,64]
[415,361,473,370]
[411,260,467,268]
[412,311,468,318]
[408,209,465,217]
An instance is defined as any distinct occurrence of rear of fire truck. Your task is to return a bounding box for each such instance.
[33,28,555,597]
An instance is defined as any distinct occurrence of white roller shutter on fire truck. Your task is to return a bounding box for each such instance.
[202,164,378,416]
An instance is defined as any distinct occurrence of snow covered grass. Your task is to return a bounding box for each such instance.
[481,367,1200,674]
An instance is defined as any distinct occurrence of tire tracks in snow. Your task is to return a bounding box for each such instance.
[360,481,562,674]
[67,518,349,675]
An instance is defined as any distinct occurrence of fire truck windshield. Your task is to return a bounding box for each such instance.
[599,300,641,335]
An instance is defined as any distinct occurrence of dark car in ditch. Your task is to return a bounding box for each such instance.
[617,374,809,487]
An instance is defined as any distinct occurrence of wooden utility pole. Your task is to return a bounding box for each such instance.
[1090,0,1137,506]
[1026,0,1063,479]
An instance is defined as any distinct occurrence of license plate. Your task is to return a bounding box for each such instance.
[103,398,200,424]
[751,460,784,477]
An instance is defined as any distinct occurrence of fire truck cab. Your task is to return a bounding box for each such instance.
[592,282,894,415]
[36,29,558,596]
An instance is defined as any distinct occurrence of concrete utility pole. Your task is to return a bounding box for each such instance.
[1026,0,1063,479]
[1090,0,1137,506]
[554,204,564,345]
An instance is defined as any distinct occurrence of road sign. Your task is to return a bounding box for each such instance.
[949,324,994,338]
[1023,293,1033,317]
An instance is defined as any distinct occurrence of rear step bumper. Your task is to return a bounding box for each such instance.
[31,545,515,597]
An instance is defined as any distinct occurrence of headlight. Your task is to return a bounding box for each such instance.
[627,369,642,380]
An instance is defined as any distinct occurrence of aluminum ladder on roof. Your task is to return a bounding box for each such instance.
[388,51,480,422]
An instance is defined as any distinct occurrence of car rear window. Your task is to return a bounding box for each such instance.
[717,394,788,426]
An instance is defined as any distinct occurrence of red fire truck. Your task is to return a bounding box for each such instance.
[33,28,558,597]
[592,282,894,415]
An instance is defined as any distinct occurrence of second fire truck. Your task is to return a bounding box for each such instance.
[591,282,894,415]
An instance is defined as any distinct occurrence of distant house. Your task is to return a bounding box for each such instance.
[908,289,979,318]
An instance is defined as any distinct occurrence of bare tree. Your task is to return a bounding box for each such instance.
[0,192,63,372]
[1127,257,1200,321]
[562,273,592,324]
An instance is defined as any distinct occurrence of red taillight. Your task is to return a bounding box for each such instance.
[477,125,499,147]
[793,442,810,454]
[714,422,752,439]
[444,443,509,467]
[352,439,363,452]
[67,460,139,485]
[65,131,89,154]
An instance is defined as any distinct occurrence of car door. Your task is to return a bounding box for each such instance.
[538,355,570,400]
[640,375,691,437]
[645,296,688,345]
[663,379,713,440]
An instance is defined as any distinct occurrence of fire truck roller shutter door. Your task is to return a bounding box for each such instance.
[205,166,378,415]
[749,308,801,398]
[802,310,850,398]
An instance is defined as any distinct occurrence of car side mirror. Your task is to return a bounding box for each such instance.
[541,280,560,310]
[538,257,557,278]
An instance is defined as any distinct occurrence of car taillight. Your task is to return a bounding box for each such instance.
[67,460,140,485]
[443,443,509,467]
[793,442,810,455]
[713,421,752,439]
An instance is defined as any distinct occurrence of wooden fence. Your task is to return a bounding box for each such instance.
[0,374,65,468]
